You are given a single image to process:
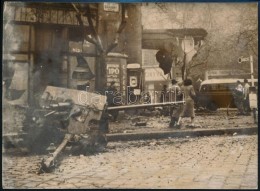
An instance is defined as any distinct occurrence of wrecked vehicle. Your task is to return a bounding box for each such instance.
[3,85,185,174]
[3,86,109,173]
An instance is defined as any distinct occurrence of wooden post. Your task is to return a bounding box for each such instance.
[28,25,34,106]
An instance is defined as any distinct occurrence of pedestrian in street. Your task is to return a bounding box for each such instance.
[248,87,258,123]
[106,81,119,122]
[160,84,170,116]
[243,79,250,115]
[177,78,196,127]
[233,80,245,115]
[160,84,168,103]
[169,79,183,128]
[194,77,202,110]
[194,77,202,95]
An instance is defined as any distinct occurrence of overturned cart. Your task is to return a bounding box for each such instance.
[21,86,184,173]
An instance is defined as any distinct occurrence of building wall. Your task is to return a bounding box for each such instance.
[3,3,98,105]
[3,3,143,106]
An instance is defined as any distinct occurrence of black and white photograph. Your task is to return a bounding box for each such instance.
[2,2,258,189]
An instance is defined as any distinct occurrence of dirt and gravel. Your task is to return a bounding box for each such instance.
[108,109,257,134]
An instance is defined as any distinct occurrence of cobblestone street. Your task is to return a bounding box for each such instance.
[2,1,258,190]
[2,135,258,189]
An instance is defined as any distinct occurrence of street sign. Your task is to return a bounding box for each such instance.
[238,57,250,63]
[104,3,119,12]
[238,55,255,87]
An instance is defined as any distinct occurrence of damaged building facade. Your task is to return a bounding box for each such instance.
[3,2,207,106]
[3,2,142,106]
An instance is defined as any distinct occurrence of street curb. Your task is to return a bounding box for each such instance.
[106,127,258,142]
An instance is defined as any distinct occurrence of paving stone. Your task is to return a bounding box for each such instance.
[194,174,212,182]
[72,182,95,188]
[2,135,257,189]
[207,182,224,189]
[17,180,41,188]
[36,183,52,188]
[226,177,243,184]
[222,184,241,189]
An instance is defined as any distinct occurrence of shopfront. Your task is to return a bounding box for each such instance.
[143,66,171,103]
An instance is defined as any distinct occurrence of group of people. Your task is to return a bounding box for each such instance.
[165,78,197,128]
[233,79,251,115]
[106,78,198,127]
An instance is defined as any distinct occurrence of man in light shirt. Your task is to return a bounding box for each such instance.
[233,80,245,115]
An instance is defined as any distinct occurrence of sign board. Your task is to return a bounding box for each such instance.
[145,68,168,82]
[107,64,120,75]
[107,63,120,87]
[129,76,138,87]
[106,54,127,95]
[238,57,250,63]
[104,3,119,12]
[133,89,141,95]
[181,36,194,53]
[5,5,79,25]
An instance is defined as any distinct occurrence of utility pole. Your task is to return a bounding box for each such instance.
[250,55,254,87]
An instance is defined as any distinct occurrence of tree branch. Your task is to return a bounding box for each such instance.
[85,5,104,53]
[106,4,127,54]
[72,3,102,50]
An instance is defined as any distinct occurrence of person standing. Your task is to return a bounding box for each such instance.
[233,80,245,115]
[160,85,168,103]
[169,79,183,128]
[106,81,119,122]
[177,79,196,127]
[194,77,202,94]
[194,77,202,109]
[243,79,250,115]
[160,84,170,116]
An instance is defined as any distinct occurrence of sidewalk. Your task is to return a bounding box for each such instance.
[106,109,258,141]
